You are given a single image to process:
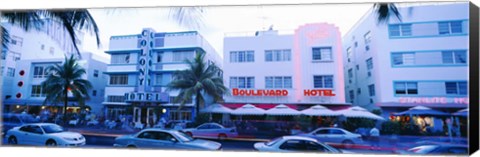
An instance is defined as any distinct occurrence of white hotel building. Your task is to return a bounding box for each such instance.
[222,23,348,111]
[342,3,468,129]
[103,28,221,127]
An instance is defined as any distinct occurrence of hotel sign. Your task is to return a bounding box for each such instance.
[399,97,469,104]
[125,92,169,102]
[232,88,335,97]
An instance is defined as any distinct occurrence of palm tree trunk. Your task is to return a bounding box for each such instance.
[195,94,200,118]
[63,85,68,126]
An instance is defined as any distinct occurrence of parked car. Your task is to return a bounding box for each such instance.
[5,123,86,147]
[2,113,39,136]
[253,136,345,153]
[113,128,222,150]
[299,127,363,148]
[182,123,238,140]
[397,144,468,155]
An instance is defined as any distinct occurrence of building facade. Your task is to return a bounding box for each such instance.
[103,28,221,128]
[222,23,348,111]
[342,3,468,131]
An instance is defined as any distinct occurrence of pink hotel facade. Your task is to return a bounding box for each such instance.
[222,23,349,111]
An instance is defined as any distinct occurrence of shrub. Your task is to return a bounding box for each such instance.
[381,121,401,135]
[342,118,376,132]
[193,113,211,126]
[400,123,421,135]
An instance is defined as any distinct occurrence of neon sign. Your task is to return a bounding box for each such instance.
[231,88,336,97]
[399,97,469,104]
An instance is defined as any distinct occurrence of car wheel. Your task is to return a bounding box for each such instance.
[185,132,193,137]
[218,134,227,140]
[46,140,57,147]
[342,140,354,149]
[8,136,17,145]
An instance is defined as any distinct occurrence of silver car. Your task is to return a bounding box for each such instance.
[182,123,237,140]
[254,136,344,153]
[113,128,222,150]
[300,127,363,148]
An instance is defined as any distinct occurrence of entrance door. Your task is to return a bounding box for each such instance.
[146,108,155,128]
[133,107,142,124]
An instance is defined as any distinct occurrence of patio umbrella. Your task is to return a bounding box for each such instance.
[393,106,450,116]
[452,108,468,117]
[301,105,341,116]
[265,104,301,116]
[200,104,233,114]
[336,106,385,121]
[231,104,266,115]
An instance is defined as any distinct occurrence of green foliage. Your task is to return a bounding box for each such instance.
[194,113,211,126]
[342,118,376,132]
[371,109,382,116]
[399,123,421,135]
[380,121,401,135]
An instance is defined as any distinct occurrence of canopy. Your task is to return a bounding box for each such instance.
[265,104,301,116]
[231,104,266,115]
[200,104,233,114]
[301,105,341,116]
[336,106,385,121]
[393,106,450,116]
[453,108,468,117]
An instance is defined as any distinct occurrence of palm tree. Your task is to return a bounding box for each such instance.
[41,54,92,126]
[167,51,228,115]
[1,10,101,57]
[374,3,402,24]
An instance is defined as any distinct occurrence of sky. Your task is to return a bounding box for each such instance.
[81,3,375,60]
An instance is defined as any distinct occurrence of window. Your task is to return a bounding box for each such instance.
[33,65,50,78]
[364,31,372,44]
[265,76,292,88]
[389,24,412,37]
[442,51,467,64]
[0,66,3,76]
[445,81,467,95]
[368,84,375,96]
[313,75,333,88]
[347,69,353,79]
[93,70,99,77]
[41,44,45,50]
[357,88,361,95]
[109,75,128,85]
[11,36,23,47]
[392,53,415,65]
[49,47,54,55]
[230,50,254,63]
[395,82,418,95]
[265,49,291,62]
[173,51,194,62]
[6,67,15,77]
[1,49,6,60]
[107,96,125,102]
[356,64,360,70]
[111,54,130,64]
[312,47,332,61]
[366,58,373,70]
[155,74,165,85]
[157,52,164,62]
[349,90,355,101]
[438,21,463,35]
[346,47,352,59]
[230,77,254,88]
[31,85,46,97]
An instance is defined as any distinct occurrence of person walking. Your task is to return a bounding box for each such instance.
[370,127,380,150]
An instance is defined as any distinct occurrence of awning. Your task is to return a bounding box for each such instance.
[301,105,341,116]
[265,104,301,116]
[200,103,233,114]
[231,104,266,115]
[336,106,385,121]
[377,102,467,109]
[393,106,450,116]
[452,108,468,117]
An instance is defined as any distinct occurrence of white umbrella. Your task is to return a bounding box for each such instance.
[336,106,385,121]
[265,104,301,116]
[453,108,468,117]
[200,104,233,114]
[231,104,266,115]
[301,105,341,116]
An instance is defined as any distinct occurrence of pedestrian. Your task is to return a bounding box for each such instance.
[370,127,380,150]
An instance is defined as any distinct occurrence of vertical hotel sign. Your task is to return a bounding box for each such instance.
[138,29,154,92]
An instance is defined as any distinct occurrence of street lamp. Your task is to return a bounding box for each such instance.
[162,108,167,114]
[41,106,46,110]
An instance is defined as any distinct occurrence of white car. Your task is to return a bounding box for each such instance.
[5,123,86,147]
[299,127,363,148]
[182,123,238,140]
[254,136,344,153]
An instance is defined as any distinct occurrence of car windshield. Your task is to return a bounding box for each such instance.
[322,142,342,153]
[266,137,283,146]
[174,131,195,142]
[41,124,64,133]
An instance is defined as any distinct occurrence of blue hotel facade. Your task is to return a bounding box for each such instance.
[342,3,469,133]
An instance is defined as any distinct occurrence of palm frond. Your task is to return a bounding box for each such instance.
[374,3,402,24]
[169,7,205,30]
[1,26,10,49]
[2,11,44,31]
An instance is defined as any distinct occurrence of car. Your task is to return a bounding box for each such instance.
[2,113,39,136]
[299,127,363,148]
[182,123,238,140]
[113,128,222,150]
[398,144,468,155]
[5,123,86,147]
[253,136,345,153]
